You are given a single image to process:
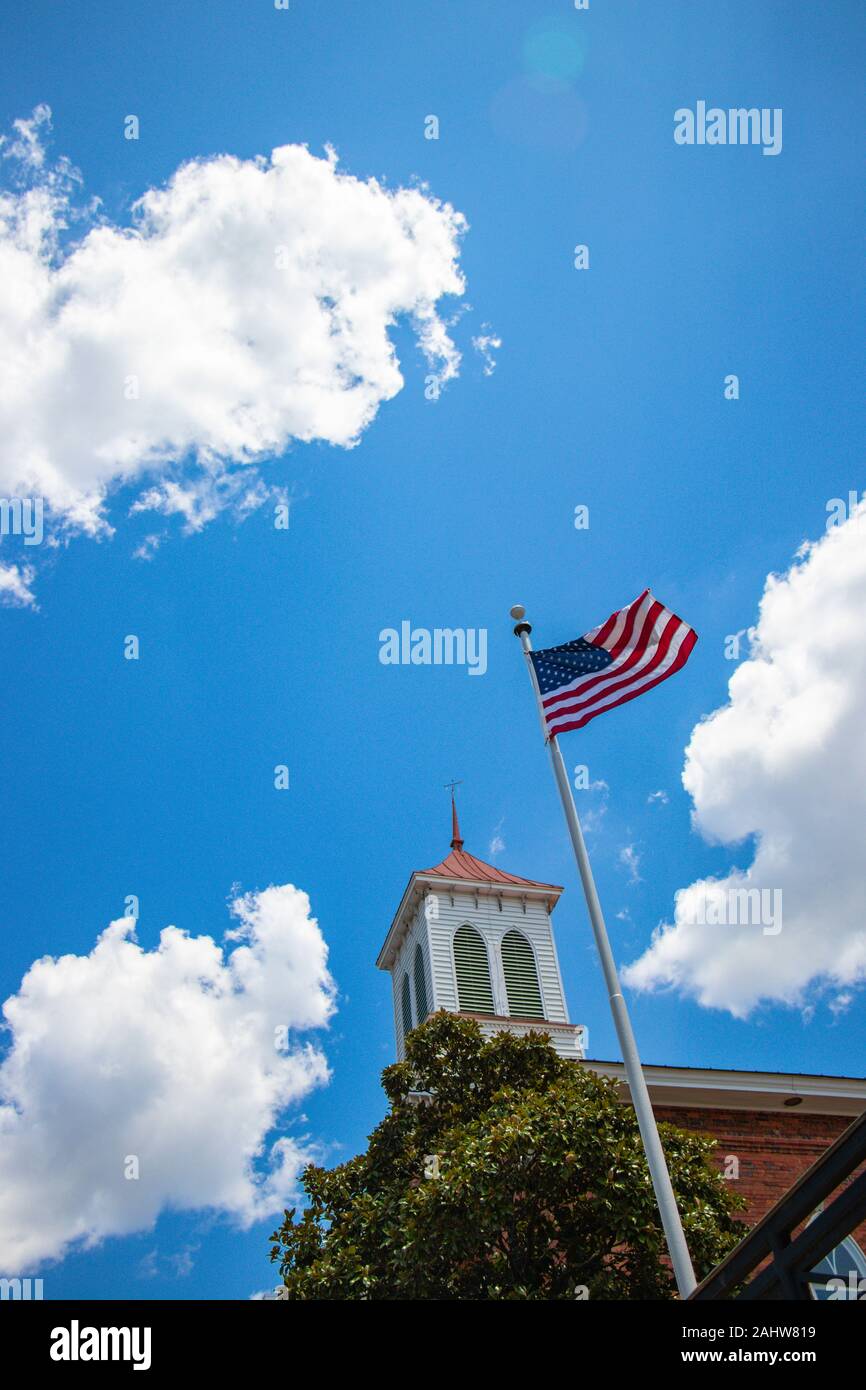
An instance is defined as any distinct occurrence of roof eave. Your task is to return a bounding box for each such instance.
[376,871,563,972]
[584,1059,866,1116]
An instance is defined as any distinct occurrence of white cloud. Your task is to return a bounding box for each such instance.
[830,992,853,1020]
[578,778,609,836]
[131,533,161,562]
[619,844,642,884]
[0,882,336,1272]
[129,468,273,535]
[471,324,501,376]
[0,561,36,607]
[137,1243,198,1280]
[167,1244,197,1278]
[0,107,468,552]
[0,103,52,170]
[488,817,505,857]
[624,503,866,1017]
[647,789,669,806]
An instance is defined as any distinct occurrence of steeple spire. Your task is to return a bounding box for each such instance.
[444,779,464,850]
[450,795,464,850]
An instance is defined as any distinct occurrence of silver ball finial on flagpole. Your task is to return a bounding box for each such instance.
[510,603,531,637]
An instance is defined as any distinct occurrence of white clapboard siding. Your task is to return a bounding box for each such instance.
[392,906,435,1058]
[386,882,575,1060]
[424,888,569,1025]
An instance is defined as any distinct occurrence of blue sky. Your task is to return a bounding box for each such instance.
[0,0,864,1299]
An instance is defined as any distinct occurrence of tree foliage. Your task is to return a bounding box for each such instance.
[270,1013,745,1299]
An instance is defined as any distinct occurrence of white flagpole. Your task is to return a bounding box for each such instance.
[510,604,697,1298]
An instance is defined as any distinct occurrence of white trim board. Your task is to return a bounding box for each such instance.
[585,1059,866,1117]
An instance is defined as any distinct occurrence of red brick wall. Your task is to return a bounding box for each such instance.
[655,1105,866,1250]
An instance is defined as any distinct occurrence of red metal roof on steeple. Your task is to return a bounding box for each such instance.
[376,803,562,970]
[419,845,560,889]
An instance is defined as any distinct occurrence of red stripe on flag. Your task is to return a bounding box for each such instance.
[545,610,681,723]
[589,588,648,650]
[542,598,665,714]
[546,627,698,735]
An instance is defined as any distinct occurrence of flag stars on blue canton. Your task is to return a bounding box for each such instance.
[530,639,613,695]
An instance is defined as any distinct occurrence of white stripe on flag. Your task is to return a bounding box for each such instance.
[544,617,693,734]
[543,592,662,713]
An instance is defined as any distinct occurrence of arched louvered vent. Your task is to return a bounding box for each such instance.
[502,929,544,1020]
[401,972,413,1038]
[453,924,495,1014]
[413,943,429,1023]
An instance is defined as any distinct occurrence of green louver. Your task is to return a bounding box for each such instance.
[413,943,429,1022]
[501,929,544,1019]
[453,924,495,1014]
[401,972,413,1037]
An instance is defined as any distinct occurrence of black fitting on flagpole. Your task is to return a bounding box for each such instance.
[510,603,532,637]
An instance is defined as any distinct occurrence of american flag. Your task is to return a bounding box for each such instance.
[529,590,698,737]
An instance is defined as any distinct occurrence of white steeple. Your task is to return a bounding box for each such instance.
[376,797,586,1061]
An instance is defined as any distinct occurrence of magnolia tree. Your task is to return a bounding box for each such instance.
[270,1013,745,1299]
